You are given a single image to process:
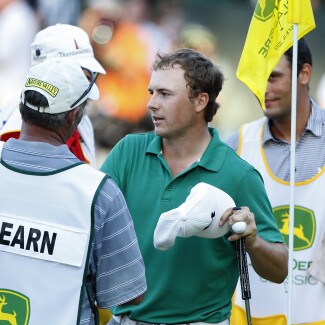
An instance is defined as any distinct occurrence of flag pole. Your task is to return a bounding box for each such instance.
[287,23,298,325]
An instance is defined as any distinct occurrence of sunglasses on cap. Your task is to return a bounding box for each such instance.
[83,70,99,83]
[70,66,97,108]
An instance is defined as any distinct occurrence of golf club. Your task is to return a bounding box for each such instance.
[232,207,252,325]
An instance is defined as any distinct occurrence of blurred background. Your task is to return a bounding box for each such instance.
[1,0,325,164]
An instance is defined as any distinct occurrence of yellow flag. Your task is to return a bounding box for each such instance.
[236,0,315,109]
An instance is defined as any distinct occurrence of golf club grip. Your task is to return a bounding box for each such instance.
[236,237,251,300]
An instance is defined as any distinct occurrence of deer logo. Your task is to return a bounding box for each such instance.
[0,289,30,325]
[279,212,311,246]
[0,295,17,325]
[273,206,315,251]
[254,0,278,21]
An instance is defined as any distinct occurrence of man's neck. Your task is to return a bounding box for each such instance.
[20,122,68,145]
[162,127,212,177]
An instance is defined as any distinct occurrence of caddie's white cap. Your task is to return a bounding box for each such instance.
[154,183,235,250]
[31,23,106,74]
[21,58,99,114]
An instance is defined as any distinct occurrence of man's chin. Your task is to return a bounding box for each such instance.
[264,108,275,119]
[154,127,162,137]
[264,106,275,115]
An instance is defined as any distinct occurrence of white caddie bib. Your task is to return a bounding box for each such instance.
[233,119,325,324]
[0,151,106,325]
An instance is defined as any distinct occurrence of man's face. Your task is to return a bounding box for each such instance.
[147,67,199,139]
[264,55,293,121]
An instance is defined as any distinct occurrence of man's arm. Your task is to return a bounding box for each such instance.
[93,178,147,308]
[245,236,288,283]
[98,295,145,325]
[121,294,145,306]
[221,206,288,283]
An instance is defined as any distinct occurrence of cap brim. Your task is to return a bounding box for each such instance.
[154,210,183,251]
[77,56,106,74]
[153,183,235,251]
[88,83,100,101]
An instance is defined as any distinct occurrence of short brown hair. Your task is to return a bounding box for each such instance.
[152,48,224,122]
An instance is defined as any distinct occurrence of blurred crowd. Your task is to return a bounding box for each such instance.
[1,0,325,159]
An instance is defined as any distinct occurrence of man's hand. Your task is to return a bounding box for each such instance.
[219,207,288,283]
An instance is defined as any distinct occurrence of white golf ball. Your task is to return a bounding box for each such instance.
[231,221,247,234]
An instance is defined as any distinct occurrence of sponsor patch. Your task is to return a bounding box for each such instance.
[0,289,30,325]
[25,78,59,97]
[273,205,316,251]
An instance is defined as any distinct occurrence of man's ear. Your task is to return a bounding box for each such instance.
[67,107,77,124]
[67,107,79,123]
[66,107,82,131]
[195,93,209,113]
[299,63,312,86]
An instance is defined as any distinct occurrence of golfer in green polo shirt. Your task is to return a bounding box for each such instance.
[100,48,288,325]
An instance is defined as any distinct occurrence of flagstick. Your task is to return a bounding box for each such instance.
[287,23,298,325]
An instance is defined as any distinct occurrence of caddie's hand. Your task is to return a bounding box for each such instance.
[219,206,257,245]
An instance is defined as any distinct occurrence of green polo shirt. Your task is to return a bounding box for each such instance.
[100,128,283,324]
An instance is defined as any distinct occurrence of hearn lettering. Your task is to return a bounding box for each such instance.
[0,221,57,255]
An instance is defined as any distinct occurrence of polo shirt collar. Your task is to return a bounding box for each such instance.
[145,128,227,173]
[6,138,74,156]
[199,128,227,172]
[146,135,162,155]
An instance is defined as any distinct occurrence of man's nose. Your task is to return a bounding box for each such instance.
[147,95,158,111]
